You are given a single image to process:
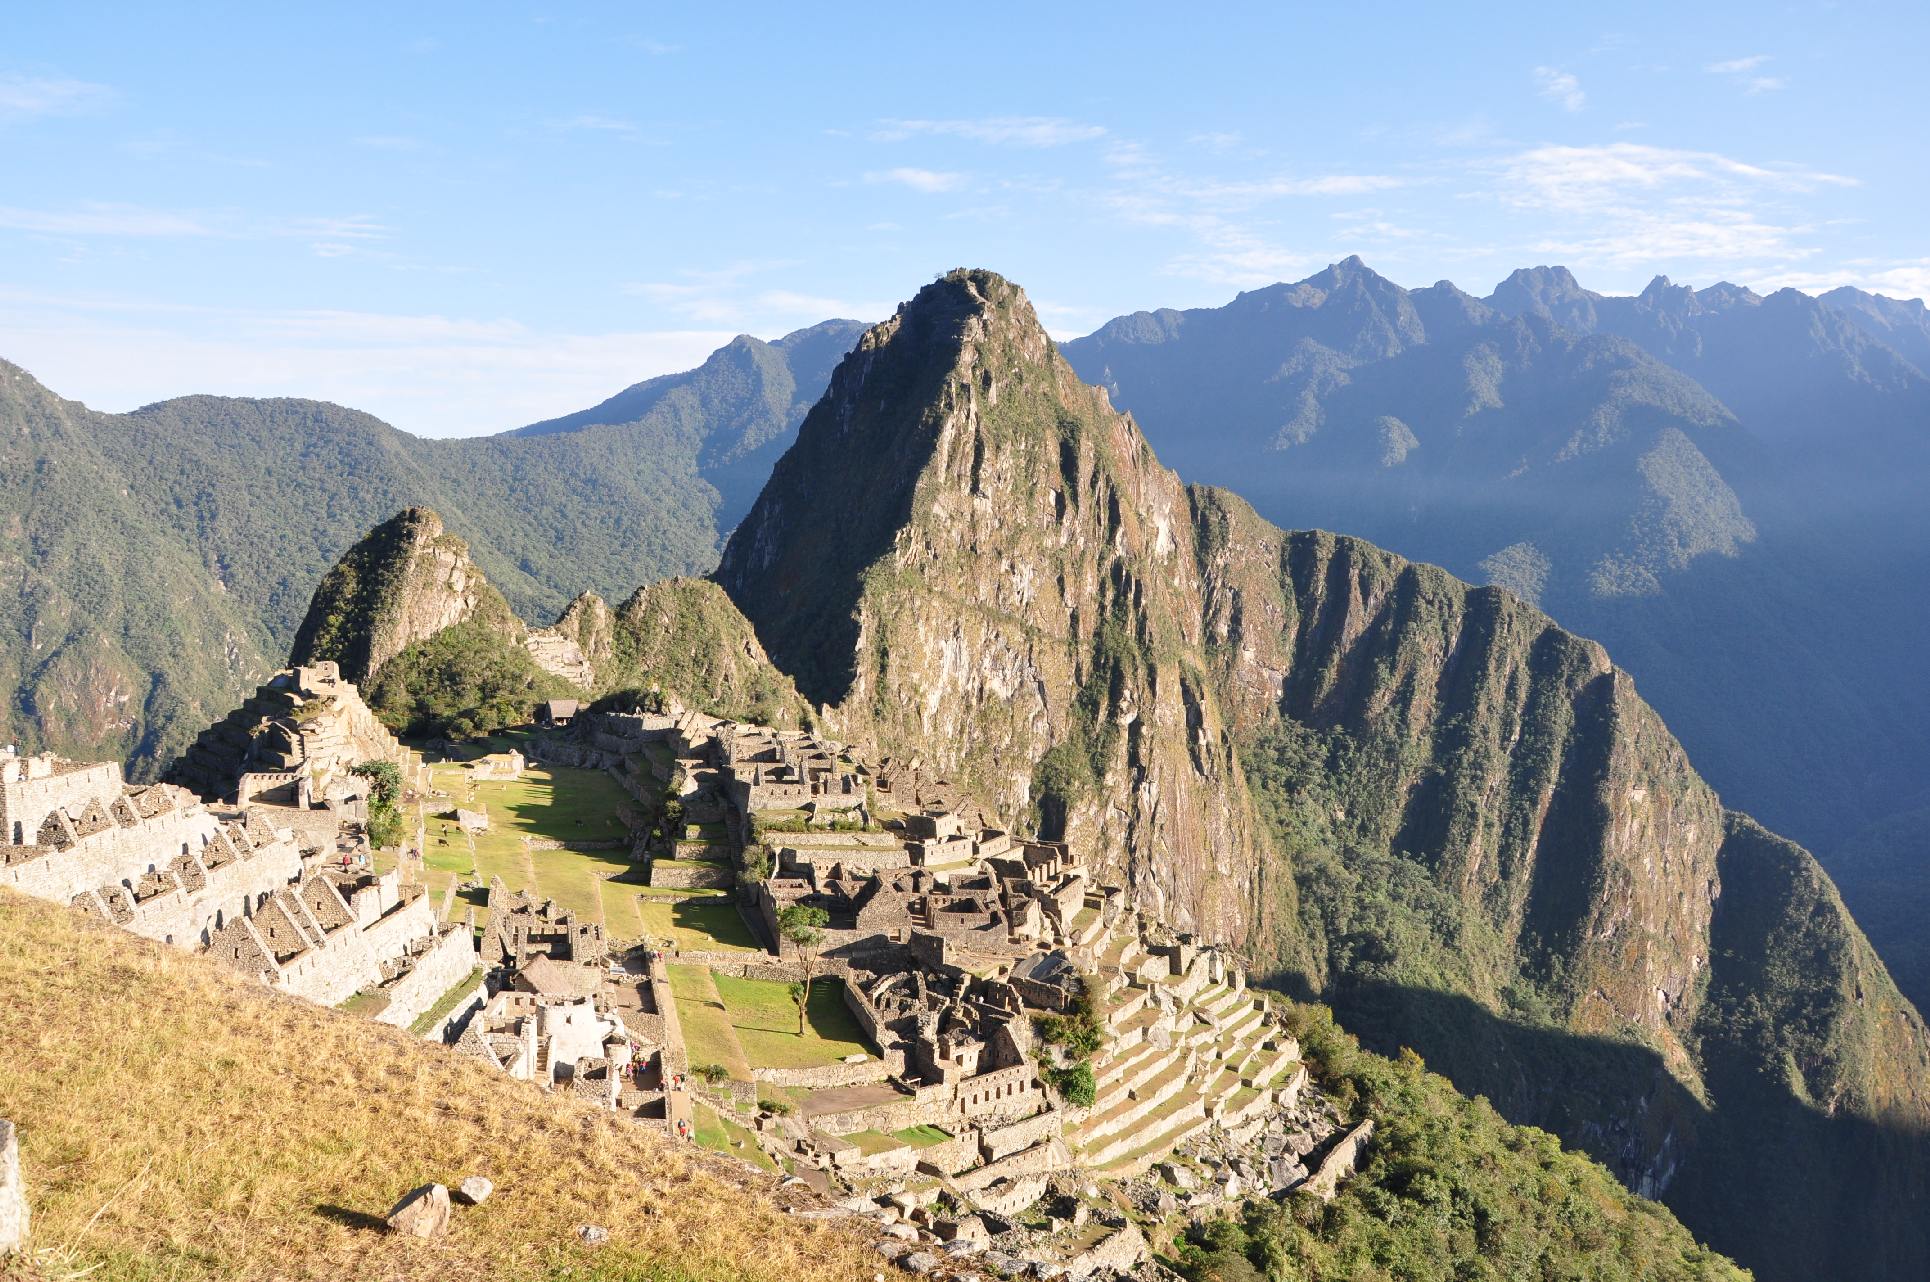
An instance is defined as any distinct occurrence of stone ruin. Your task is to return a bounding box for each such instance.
[165,662,420,841]
[477,880,606,968]
[3,668,479,1034]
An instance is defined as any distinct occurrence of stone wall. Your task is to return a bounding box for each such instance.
[978,1108,1062,1161]
[421,975,490,1044]
[0,757,122,844]
[272,893,439,1008]
[752,1054,898,1090]
[648,859,731,891]
[373,924,478,1029]
[0,1118,25,1257]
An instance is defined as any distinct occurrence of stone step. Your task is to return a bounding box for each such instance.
[1104,985,1151,1031]
[1093,1036,1164,1084]
[1083,1093,1210,1170]
[1194,983,1239,1018]
[1092,1041,1184,1115]
[1076,1054,1202,1152]
[1219,1001,1265,1044]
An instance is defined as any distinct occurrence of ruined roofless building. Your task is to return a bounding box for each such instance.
[479,879,606,968]
[1,750,306,950]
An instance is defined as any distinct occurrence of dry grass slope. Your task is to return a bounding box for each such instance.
[0,889,875,1282]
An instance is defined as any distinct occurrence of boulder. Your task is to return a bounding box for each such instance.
[385,1183,451,1238]
[577,1223,610,1247]
[455,1175,494,1206]
[1157,1161,1195,1190]
[901,1250,940,1274]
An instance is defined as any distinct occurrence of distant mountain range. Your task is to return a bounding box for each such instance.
[1062,259,1930,1012]
[0,319,861,775]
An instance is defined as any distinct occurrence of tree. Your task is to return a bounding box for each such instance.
[776,903,829,1036]
[351,760,405,849]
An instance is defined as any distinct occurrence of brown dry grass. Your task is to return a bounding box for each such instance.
[0,890,875,1282]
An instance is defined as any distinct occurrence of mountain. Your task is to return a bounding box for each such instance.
[0,320,862,776]
[1062,259,1930,1013]
[716,268,1930,1282]
[281,511,808,740]
[1822,285,1930,375]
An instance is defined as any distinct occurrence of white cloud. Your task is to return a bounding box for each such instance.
[871,117,1105,147]
[0,202,213,236]
[621,262,886,328]
[556,113,639,133]
[0,288,738,437]
[1498,144,1853,213]
[1492,144,1858,272]
[864,167,967,193]
[0,202,391,242]
[1707,55,1786,93]
[1757,259,1930,301]
[0,73,112,121]
[1533,66,1586,112]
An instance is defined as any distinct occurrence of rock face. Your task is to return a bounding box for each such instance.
[291,508,521,683]
[718,269,1263,944]
[715,269,1930,1282]
[0,1118,26,1255]
[384,1182,450,1238]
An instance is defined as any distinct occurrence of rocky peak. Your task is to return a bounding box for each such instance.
[289,506,521,682]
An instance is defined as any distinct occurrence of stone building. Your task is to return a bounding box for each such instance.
[1,752,305,950]
[478,880,606,967]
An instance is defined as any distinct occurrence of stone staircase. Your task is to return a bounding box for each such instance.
[1066,913,1303,1178]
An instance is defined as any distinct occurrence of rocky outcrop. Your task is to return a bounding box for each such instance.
[714,269,1930,1282]
[291,508,522,683]
[0,1118,25,1256]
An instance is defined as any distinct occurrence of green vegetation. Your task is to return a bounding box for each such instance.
[367,618,579,739]
[598,578,812,729]
[1169,1003,1748,1282]
[1036,974,1103,1108]
[351,759,405,849]
[892,1124,951,1148]
[1043,1060,1096,1109]
[637,892,760,953]
[776,903,830,1035]
[419,757,630,923]
[711,971,872,1070]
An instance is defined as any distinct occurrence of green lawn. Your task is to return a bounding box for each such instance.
[845,1130,903,1156]
[711,973,874,1070]
[691,1102,776,1172]
[892,1125,951,1149]
[668,963,752,1082]
[419,759,633,928]
[638,895,761,953]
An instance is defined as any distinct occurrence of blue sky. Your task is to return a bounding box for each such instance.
[3,1,1925,435]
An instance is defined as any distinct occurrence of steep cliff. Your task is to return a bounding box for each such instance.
[715,269,1930,1282]
[717,269,1265,945]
